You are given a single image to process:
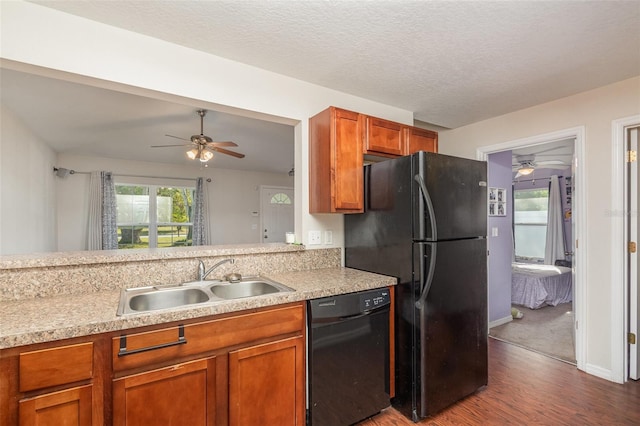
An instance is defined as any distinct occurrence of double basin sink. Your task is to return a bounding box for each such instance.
[117,277,295,316]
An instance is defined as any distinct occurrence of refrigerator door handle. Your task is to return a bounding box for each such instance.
[415,243,437,310]
[414,174,437,241]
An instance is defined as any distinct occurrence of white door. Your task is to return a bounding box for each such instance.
[629,127,639,380]
[260,186,294,243]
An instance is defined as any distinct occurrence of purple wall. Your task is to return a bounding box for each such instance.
[487,151,514,324]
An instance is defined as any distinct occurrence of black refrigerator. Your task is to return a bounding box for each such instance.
[345,151,488,422]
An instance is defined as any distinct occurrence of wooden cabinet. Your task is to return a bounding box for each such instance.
[18,385,93,426]
[365,118,437,156]
[228,336,305,426]
[2,303,305,426]
[364,116,404,157]
[111,303,306,426]
[113,357,217,426]
[309,106,437,214]
[0,341,103,426]
[309,106,364,213]
[405,126,438,154]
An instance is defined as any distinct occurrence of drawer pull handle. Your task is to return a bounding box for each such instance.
[118,325,187,357]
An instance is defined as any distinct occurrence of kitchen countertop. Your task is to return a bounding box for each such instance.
[0,267,396,349]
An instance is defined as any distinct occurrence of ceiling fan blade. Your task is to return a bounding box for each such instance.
[208,141,238,147]
[212,147,245,158]
[542,164,570,169]
[151,144,192,148]
[165,134,190,141]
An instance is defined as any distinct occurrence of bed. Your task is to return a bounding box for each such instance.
[511,262,572,309]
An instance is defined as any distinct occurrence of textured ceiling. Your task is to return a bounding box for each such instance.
[30,0,640,129]
[3,1,637,171]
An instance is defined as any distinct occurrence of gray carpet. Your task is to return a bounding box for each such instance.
[489,303,576,364]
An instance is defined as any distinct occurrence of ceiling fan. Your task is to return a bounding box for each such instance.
[512,154,568,178]
[151,109,245,162]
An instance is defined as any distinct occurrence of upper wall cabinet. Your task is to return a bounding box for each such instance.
[309,106,438,213]
[405,126,438,154]
[364,116,405,157]
[309,107,364,213]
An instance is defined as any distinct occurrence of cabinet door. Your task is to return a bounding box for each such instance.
[332,109,364,212]
[309,107,363,213]
[365,116,405,156]
[112,357,216,426]
[19,385,93,426]
[228,336,304,426]
[405,127,438,153]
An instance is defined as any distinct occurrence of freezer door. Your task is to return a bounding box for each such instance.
[345,158,414,283]
[413,152,487,241]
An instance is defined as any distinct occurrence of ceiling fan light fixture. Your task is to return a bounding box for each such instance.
[517,166,534,176]
[186,148,198,160]
[200,150,214,162]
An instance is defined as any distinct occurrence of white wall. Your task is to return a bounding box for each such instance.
[0,105,57,255]
[438,76,640,380]
[0,1,414,251]
[56,154,294,251]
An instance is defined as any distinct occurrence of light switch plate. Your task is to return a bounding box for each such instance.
[324,230,333,245]
[308,230,322,245]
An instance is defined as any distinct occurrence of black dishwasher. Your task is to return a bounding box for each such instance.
[307,288,391,426]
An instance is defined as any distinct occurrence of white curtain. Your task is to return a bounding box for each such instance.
[87,171,118,250]
[192,177,209,246]
[544,175,566,264]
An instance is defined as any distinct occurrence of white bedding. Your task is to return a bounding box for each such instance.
[511,263,572,309]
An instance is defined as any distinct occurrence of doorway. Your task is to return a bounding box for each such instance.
[260,186,294,243]
[490,140,575,364]
[478,126,586,372]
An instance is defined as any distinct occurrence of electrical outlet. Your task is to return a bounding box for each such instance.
[324,230,333,245]
[308,230,322,245]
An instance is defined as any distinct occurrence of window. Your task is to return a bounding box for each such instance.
[514,188,549,261]
[115,184,195,249]
[270,193,292,204]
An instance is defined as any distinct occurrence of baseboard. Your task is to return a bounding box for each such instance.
[489,315,512,329]
[584,363,617,383]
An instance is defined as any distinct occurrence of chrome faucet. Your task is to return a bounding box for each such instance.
[198,258,235,281]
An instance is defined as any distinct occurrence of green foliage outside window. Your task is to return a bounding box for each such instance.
[115,184,195,249]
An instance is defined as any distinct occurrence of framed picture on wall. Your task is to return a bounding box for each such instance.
[488,187,506,216]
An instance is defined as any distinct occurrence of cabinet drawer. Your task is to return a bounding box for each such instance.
[113,303,305,372]
[19,342,93,392]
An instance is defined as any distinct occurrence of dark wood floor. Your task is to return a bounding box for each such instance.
[359,338,640,425]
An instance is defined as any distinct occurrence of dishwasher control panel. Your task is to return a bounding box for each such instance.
[360,289,390,311]
[309,288,391,320]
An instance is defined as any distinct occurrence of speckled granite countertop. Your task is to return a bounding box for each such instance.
[0,243,306,270]
[0,267,396,349]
